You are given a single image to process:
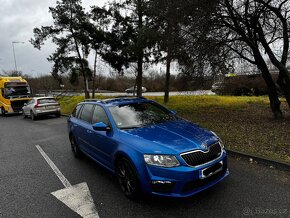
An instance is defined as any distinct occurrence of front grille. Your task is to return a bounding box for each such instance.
[181,142,222,167]
[11,100,28,112]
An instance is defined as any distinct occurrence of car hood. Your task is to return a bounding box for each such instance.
[119,119,219,154]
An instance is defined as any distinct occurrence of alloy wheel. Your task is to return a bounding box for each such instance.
[116,158,140,199]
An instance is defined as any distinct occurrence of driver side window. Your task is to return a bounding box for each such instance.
[92,105,110,126]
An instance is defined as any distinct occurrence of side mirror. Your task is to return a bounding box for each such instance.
[93,122,111,131]
[171,110,177,115]
[24,103,27,106]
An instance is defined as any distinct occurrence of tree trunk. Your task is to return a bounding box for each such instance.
[277,72,290,108]
[68,4,89,99]
[164,20,173,104]
[136,57,143,97]
[70,33,89,99]
[254,53,283,118]
[255,22,290,108]
[83,75,90,99]
[164,52,171,104]
[261,73,282,119]
[92,53,97,99]
[133,79,137,97]
[136,0,143,98]
[261,51,290,108]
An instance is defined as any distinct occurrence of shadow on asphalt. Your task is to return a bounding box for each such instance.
[0,113,22,117]
[23,114,62,121]
[0,113,61,121]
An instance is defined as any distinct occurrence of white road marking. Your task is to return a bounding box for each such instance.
[52,183,99,218]
[36,145,99,218]
[36,145,71,188]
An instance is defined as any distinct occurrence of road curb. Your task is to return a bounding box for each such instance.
[227,149,290,172]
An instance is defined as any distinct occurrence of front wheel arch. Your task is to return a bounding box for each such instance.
[114,152,141,177]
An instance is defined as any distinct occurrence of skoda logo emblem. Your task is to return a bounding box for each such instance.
[201,143,208,151]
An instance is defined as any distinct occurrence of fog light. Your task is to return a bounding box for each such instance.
[151,180,172,185]
[151,180,175,194]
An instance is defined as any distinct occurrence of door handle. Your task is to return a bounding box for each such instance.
[87,130,93,134]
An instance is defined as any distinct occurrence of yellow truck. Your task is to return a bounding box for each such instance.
[0,77,32,115]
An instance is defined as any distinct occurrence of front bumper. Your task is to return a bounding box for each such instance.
[34,108,61,116]
[140,151,229,197]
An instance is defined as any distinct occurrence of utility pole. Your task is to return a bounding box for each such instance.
[12,41,24,72]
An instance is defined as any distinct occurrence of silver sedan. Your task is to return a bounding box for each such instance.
[22,97,61,120]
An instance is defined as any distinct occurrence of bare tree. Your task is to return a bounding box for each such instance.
[216,0,290,118]
[254,0,290,107]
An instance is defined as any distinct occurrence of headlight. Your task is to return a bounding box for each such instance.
[211,131,225,149]
[144,155,180,167]
[219,140,225,149]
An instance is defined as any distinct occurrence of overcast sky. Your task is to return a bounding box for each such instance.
[0,0,108,77]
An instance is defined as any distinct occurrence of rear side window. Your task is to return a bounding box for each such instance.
[92,105,110,126]
[72,104,83,118]
[38,98,57,104]
[79,104,94,123]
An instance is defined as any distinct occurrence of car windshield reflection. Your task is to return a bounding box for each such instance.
[109,102,176,130]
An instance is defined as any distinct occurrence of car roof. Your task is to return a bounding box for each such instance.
[32,96,56,100]
[81,97,150,107]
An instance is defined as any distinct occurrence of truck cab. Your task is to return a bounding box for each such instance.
[0,77,32,115]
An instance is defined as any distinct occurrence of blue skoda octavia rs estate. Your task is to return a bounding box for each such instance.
[68,97,229,199]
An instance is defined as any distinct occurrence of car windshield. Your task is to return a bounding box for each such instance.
[38,98,57,104]
[4,86,31,98]
[109,102,176,129]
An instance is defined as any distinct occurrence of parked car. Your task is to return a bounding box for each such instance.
[67,97,229,199]
[125,86,147,93]
[22,97,61,120]
[211,82,224,94]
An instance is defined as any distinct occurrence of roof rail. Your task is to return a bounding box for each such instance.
[102,96,147,104]
[112,95,147,99]
[83,99,105,103]
[83,97,147,104]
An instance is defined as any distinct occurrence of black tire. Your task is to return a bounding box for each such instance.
[30,111,36,120]
[116,158,141,200]
[70,135,82,158]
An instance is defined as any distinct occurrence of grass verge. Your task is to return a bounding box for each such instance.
[58,95,290,164]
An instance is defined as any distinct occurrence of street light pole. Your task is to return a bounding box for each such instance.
[12,41,24,72]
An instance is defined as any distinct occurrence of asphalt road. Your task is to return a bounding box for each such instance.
[0,115,289,218]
